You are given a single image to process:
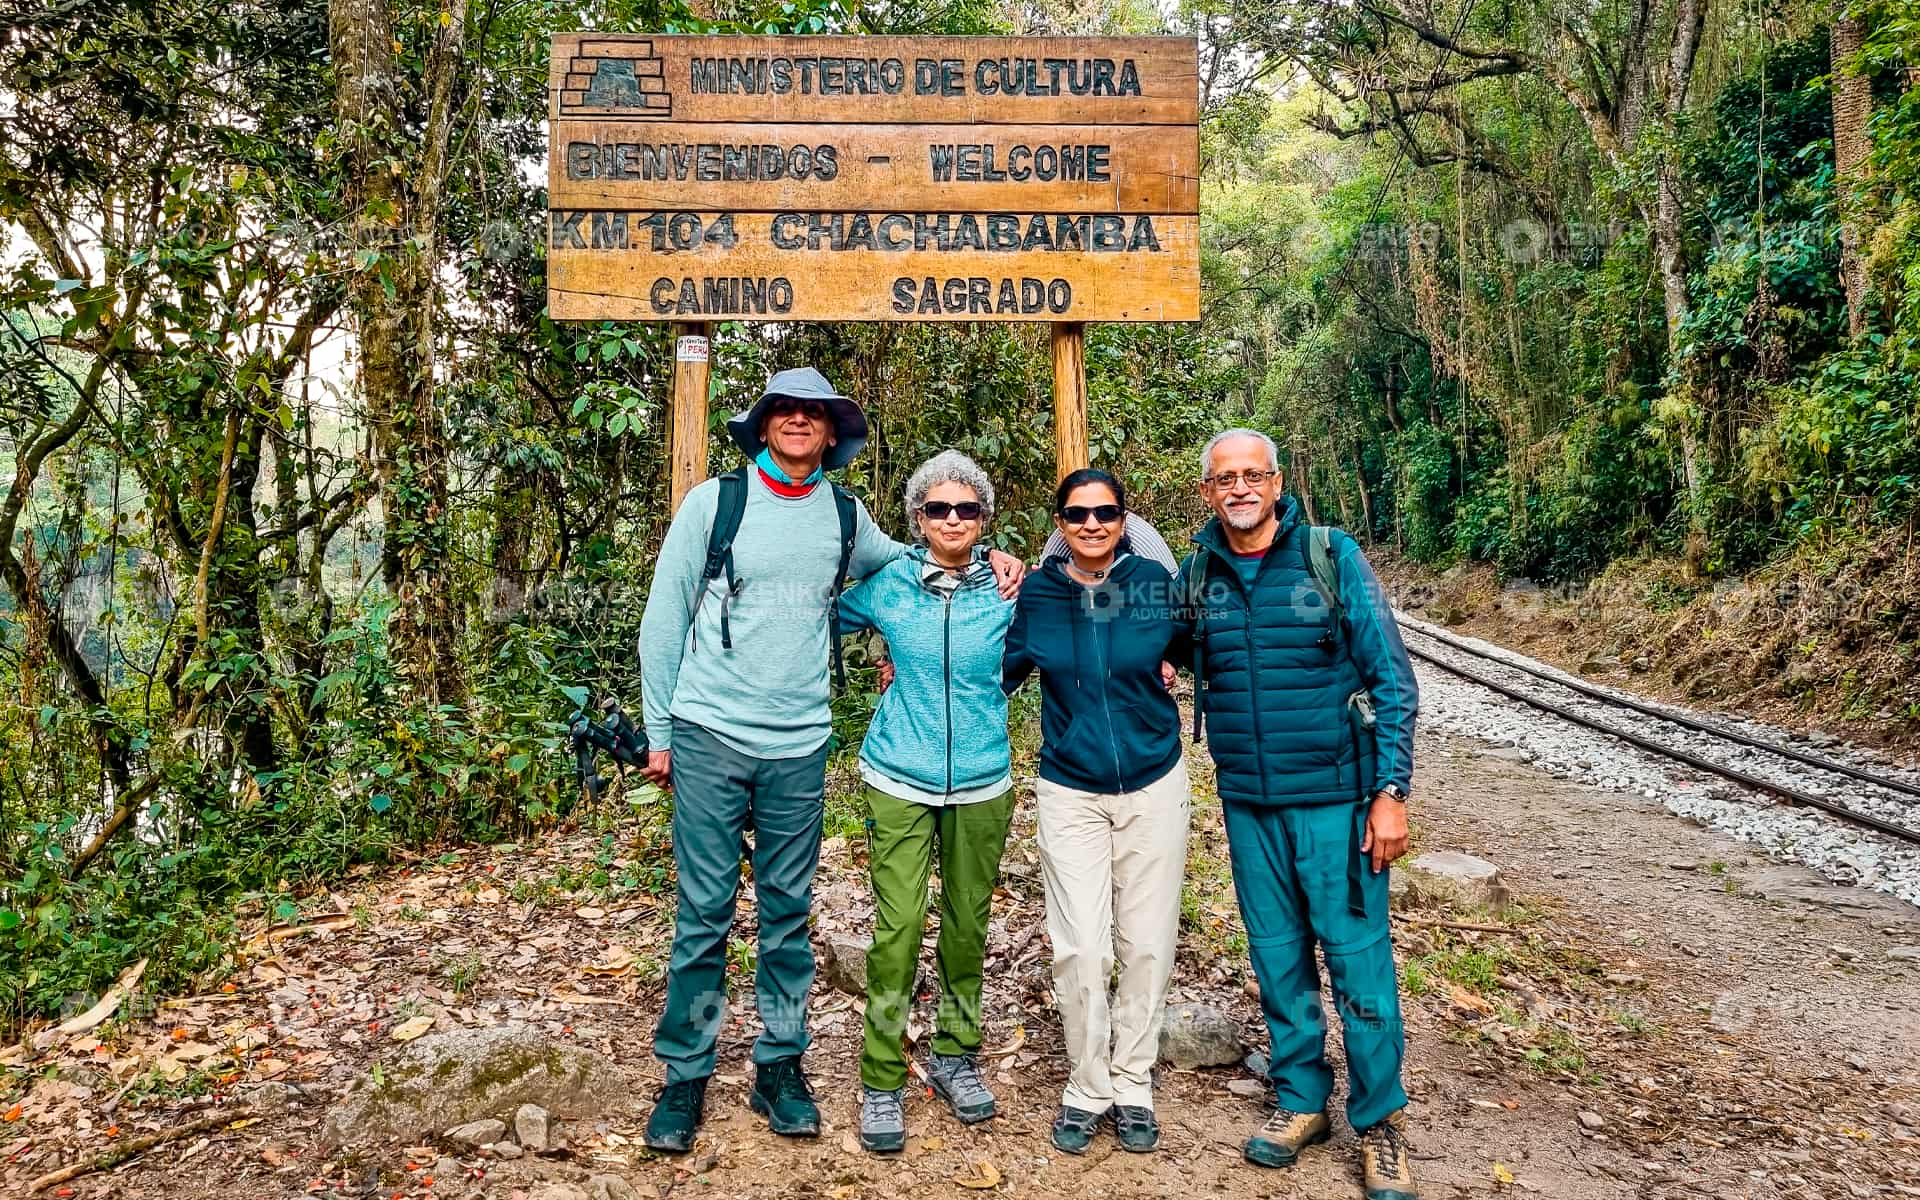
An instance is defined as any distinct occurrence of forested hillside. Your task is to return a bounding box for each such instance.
[2,0,1914,1031]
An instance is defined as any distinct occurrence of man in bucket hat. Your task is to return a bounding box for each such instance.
[637,366,1025,1153]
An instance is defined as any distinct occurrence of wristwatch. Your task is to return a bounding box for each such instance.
[1377,783,1409,803]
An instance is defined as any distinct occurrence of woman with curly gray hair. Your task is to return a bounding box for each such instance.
[834,449,1015,1154]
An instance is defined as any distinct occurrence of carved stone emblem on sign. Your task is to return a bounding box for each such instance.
[562,40,671,118]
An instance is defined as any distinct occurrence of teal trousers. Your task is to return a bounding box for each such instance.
[1222,799,1408,1131]
[654,718,828,1084]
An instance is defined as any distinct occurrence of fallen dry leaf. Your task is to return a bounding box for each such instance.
[1493,1161,1516,1186]
[390,1015,436,1042]
[241,914,353,954]
[983,1027,1026,1058]
[36,959,148,1049]
[1447,983,1494,1016]
[953,1159,1001,1189]
[582,946,636,977]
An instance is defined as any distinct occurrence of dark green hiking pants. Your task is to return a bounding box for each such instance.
[859,784,1016,1091]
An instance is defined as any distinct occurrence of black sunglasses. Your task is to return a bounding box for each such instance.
[1058,504,1124,524]
[767,398,829,420]
[920,500,984,521]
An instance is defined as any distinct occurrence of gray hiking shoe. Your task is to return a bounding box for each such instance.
[926,1052,996,1124]
[859,1085,906,1154]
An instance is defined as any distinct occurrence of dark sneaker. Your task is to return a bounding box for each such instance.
[1108,1104,1159,1152]
[643,1077,708,1153]
[1244,1106,1330,1167]
[749,1057,820,1137]
[859,1085,906,1154]
[926,1052,997,1124]
[1360,1110,1418,1200]
[1051,1104,1104,1155]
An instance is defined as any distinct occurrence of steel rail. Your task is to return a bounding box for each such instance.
[1401,638,1920,846]
[1398,618,1920,802]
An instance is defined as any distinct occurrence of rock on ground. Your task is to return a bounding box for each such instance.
[515,1102,550,1152]
[819,934,870,995]
[1158,1003,1247,1069]
[588,1174,646,1200]
[1402,849,1511,911]
[444,1118,506,1149]
[319,1024,627,1150]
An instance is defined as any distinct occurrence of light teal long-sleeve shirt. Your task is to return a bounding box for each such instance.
[640,470,904,758]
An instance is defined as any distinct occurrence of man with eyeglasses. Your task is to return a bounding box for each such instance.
[637,368,1025,1154]
[1176,428,1421,1200]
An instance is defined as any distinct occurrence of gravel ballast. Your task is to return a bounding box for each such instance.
[1399,613,1920,907]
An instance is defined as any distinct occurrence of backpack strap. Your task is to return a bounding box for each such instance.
[1297,523,1348,647]
[1183,548,1210,742]
[826,483,858,690]
[700,467,750,649]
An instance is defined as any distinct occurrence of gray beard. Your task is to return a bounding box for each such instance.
[1223,506,1271,531]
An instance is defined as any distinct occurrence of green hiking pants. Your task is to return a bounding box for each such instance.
[859,784,1016,1091]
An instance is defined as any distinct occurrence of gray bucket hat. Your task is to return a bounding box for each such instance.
[726,367,869,471]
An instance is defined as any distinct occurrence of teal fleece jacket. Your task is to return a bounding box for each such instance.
[836,547,1015,795]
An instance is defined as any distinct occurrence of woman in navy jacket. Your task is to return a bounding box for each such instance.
[1002,468,1190,1157]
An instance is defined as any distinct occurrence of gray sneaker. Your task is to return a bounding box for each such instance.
[859,1085,906,1153]
[926,1052,996,1124]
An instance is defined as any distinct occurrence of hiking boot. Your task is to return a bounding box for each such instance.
[643,1077,708,1153]
[1359,1110,1418,1200]
[858,1085,906,1154]
[1107,1104,1159,1152]
[1051,1104,1104,1155]
[1243,1106,1330,1168]
[926,1052,997,1124]
[749,1057,820,1137]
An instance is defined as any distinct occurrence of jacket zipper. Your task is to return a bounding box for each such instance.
[1092,587,1125,791]
[943,587,955,794]
[1228,545,1271,804]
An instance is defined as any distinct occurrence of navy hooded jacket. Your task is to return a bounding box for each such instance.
[1176,497,1418,807]
[1002,553,1187,794]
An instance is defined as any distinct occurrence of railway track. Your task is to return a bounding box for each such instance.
[1396,617,1920,846]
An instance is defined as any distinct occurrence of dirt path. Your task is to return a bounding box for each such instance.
[9,729,1920,1199]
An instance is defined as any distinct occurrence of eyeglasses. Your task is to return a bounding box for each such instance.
[1204,469,1276,490]
[1059,504,1124,525]
[920,500,983,521]
[767,398,829,421]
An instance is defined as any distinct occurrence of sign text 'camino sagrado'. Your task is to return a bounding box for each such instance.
[547,35,1200,322]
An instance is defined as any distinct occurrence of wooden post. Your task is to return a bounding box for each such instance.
[668,322,712,512]
[1051,321,1088,480]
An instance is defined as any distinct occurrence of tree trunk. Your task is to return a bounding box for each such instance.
[328,0,469,706]
[1352,450,1378,544]
[1659,0,1710,526]
[1831,13,1875,338]
[1290,439,1320,524]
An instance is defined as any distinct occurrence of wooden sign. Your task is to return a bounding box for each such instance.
[547,35,1200,323]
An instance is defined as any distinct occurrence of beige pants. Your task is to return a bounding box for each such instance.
[1034,758,1192,1111]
